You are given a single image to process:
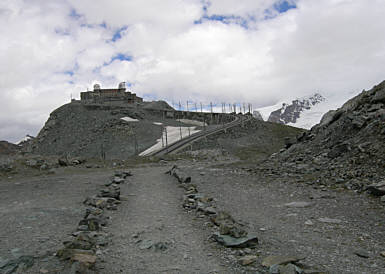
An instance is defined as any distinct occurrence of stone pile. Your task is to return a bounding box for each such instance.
[56,170,131,272]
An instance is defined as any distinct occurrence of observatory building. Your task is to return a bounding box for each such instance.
[80,82,143,104]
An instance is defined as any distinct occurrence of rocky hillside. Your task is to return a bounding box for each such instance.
[30,101,177,160]
[182,118,305,163]
[265,80,385,191]
[267,93,325,124]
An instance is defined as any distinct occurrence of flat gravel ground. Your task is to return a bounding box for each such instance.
[1,163,384,273]
[184,162,385,274]
[0,169,112,273]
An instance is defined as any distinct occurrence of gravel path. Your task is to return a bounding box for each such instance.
[98,166,232,274]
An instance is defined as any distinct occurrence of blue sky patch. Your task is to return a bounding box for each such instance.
[194,14,250,29]
[69,9,82,20]
[111,26,128,42]
[63,70,74,76]
[274,1,297,14]
[111,53,132,62]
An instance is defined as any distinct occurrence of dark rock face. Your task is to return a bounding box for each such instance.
[268,93,325,124]
[270,81,385,192]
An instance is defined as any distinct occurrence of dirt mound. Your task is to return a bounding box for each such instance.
[270,80,385,190]
[0,141,20,155]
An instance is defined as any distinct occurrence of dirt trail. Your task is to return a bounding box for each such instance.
[98,166,232,274]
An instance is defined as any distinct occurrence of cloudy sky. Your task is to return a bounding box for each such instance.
[1,0,385,142]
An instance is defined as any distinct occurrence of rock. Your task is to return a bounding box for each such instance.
[182,196,197,210]
[262,255,303,267]
[354,249,370,258]
[111,177,125,184]
[278,263,300,274]
[365,180,385,196]
[219,223,247,238]
[139,239,154,250]
[56,248,94,260]
[318,217,342,224]
[284,201,312,208]
[71,253,97,268]
[58,158,68,166]
[114,170,132,178]
[84,196,119,209]
[0,256,34,274]
[153,242,168,252]
[197,206,217,215]
[380,251,385,257]
[210,211,236,226]
[78,217,102,231]
[0,163,13,173]
[212,232,258,248]
[77,225,89,231]
[98,186,120,200]
[85,207,103,217]
[238,255,257,266]
[381,196,385,203]
[305,220,314,226]
[167,165,191,183]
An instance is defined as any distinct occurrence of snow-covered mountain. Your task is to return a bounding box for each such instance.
[256,93,332,129]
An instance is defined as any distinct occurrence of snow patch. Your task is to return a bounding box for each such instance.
[256,101,286,121]
[288,98,342,129]
[121,116,139,122]
[153,122,163,125]
[139,126,200,156]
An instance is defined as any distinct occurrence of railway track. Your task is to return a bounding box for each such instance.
[148,114,251,156]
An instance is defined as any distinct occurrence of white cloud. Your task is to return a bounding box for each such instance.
[1,0,385,142]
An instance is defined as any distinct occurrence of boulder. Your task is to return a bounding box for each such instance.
[366,180,385,196]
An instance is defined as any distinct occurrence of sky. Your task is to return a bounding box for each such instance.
[1,0,385,142]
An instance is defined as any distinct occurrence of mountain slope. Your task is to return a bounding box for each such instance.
[266,80,385,190]
[268,93,325,125]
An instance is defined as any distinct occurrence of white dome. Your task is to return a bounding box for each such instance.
[93,84,101,91]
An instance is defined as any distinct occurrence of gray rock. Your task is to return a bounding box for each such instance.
[366,180,385,196]
[112,177,125,184]
[212,232,258,248]
[284,201,312,208]
[279,263,301,274]
[354,249,370,258]
[262,255,303,267]
[139,239,153,250]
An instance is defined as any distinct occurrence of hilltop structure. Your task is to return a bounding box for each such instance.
[80,82,143,104]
